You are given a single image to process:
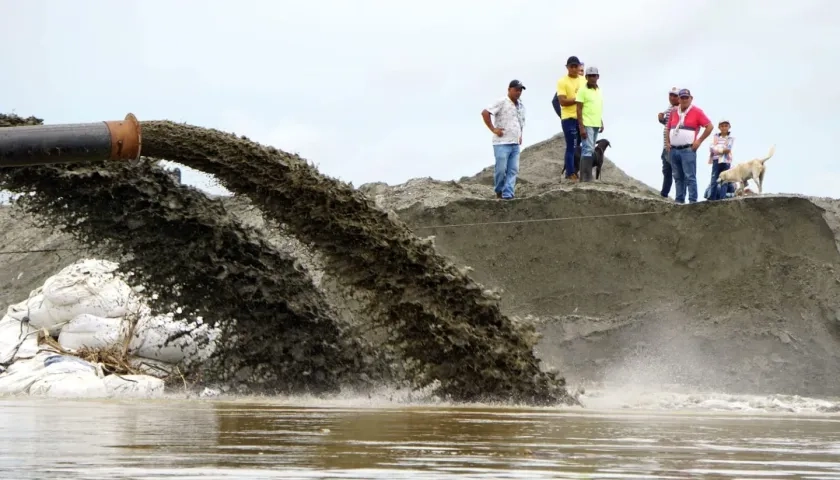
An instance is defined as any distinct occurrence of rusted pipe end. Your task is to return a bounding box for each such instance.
[104,113,142,161]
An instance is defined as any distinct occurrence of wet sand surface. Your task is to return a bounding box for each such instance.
[2,398,840,479]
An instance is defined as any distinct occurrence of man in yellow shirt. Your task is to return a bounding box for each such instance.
[575,66,604,182]
[556,55,586,181]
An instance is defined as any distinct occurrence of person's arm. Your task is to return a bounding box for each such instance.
[575,90,586,137]
[557,78,576,107]
[576,102,586,138]
[481,99,504,136]
[721,137,734,154]
[692,109,714,150]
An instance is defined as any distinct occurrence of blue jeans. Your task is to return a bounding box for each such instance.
[581,127,599,156]
[561,118,579,178]
[670,147,698,203]
[493,143,520,199]
[660,148,672,198]
[709,160,732,201]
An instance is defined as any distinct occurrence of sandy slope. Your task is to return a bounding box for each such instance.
[363,135,840,397]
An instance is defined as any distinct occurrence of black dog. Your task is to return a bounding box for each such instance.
[592,138,611,180]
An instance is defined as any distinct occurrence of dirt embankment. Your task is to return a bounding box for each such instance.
[0,114,573,405]
[368,135,840,398]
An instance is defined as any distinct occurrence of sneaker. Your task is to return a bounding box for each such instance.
[568,174,579,182]
[495,191,502,199]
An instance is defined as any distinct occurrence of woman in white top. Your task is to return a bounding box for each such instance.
[707,120,735,200]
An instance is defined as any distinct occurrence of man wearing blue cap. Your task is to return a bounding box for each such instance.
[664,88,713,203]
[481,79,527,199]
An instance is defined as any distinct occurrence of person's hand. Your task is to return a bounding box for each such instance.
[579,127,587,139]
[665,144,671,152]
[658,112,665,122]
[519,136,522,145]
[492,128,504,136]
[599,125,604,133]
[691,141,700,151]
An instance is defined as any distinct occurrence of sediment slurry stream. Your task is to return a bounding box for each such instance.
[139,121,572,405]
[0,114,386,395]
[0,114,574,405]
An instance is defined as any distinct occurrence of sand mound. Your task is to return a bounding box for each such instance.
[372,136,840,398]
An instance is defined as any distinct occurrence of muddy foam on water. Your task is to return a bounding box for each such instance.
[0,115,575,405]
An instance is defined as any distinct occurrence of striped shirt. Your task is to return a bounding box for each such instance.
[709,133,735,164]
[660,105,675,147]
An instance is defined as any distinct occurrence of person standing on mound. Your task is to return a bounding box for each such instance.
[575,66,604,182]
[706,119,736,200]
[557,56,586,182]
[657,87,680,198]
[665,89,713,204]
[481,79,527,200]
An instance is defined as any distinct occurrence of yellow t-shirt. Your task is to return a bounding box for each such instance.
[556,75,586,119]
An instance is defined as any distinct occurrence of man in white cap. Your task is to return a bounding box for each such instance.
[657,87,680,197]
[575,66,604,182]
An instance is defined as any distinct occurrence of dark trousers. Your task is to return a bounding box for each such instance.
[709,160,732,200]
[660,148,672,197]
[561,118,580,178]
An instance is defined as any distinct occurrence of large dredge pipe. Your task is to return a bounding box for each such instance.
[0,113,141,167]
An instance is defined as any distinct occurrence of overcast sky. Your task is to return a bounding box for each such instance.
[1,0,837,198]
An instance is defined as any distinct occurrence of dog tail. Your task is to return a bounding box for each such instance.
[759,144,776,164]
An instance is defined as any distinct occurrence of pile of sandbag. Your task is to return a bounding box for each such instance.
[0,259,220,398]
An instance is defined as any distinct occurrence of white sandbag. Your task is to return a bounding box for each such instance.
[5,299,30,323]
[27,354,108,398]
[26,292,132,335]
[43,270,134,309]
[41,259,125,306]
[29,372,108,398]
[58,314,129,351]
[128,356,176,379]
[0,352,59,395]
[0,316,39,364]
[129,314,219,366]
[103,374,165,398]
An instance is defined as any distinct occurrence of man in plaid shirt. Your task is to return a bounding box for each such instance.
[657,87,680,198]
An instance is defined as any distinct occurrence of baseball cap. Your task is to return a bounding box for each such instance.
[585,66,599,76]
[718,119,730,125]
[678,88,692,97]
[669,87,679,95]
[566,56,581,66]
[508,79,526,90]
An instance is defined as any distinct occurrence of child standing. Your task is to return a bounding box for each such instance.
[707,120,735,200]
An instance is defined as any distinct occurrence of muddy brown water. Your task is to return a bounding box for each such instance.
[2,397,840,479]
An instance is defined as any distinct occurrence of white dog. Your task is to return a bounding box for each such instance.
[717,145,776,194]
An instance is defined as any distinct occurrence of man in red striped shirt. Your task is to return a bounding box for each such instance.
[665,89,713,204]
